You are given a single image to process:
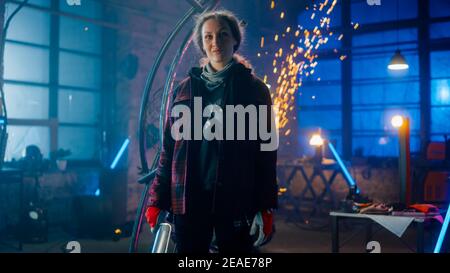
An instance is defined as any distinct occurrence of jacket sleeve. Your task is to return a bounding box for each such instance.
[255,80,279,210]
[148,87,178,211]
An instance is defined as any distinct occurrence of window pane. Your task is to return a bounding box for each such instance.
[5,5,50,45]
[430,22,450,39]
[28,0,51,7]
[58,89,100,124]
[353,136,397,157]
[353,52,419,79]
[353,108,420,131]
[303,59,341,82]
[58,126,98,160]
[353,29,417,50]
[4,84,49,119]
[5,126,50,161]
[431,79,450,106]
[298,110,342,131]
[353,135,420,157]
[351,0,417,24]
[431,107,450,135]
[430,51,450,79]
[60,16,101,54]
[430,0,450,18]
[59,52,101,89]
[59,0,102,20]
[353,81,419,105]
[4,43,49,83]
[299,84,341,106]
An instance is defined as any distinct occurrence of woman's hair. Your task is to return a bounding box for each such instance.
[193,10,244,56]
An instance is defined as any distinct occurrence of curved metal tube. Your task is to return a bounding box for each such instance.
[159,31,194,145]
[137,7,197,174]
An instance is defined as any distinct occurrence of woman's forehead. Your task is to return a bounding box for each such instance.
[202,18,231,33]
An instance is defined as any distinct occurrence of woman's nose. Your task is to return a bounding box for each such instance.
[212,35,222,46]
[211,36,218,46]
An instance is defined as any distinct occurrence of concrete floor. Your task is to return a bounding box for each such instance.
[0,212,443,253]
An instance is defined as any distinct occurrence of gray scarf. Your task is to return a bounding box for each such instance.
[200,59,236,91]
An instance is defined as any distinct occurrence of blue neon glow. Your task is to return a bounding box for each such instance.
[110,138,130,169]
[0,119,4,125]
[95,188,100,196]
[328,142,356,188]
[434,204,450,253]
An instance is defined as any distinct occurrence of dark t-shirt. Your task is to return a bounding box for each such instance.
[197,80,226,191]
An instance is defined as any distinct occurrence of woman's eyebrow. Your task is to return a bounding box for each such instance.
[203,27,228,34]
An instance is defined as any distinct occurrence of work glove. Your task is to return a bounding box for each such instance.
[249,210,274,247]
[145,206,161,233]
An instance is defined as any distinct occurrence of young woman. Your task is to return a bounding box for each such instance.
[146,10,278,253]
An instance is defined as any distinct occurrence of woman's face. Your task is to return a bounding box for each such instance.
[201,18,237,71]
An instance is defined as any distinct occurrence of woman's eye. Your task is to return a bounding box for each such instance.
[205,35,212,40]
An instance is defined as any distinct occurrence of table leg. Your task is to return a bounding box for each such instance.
[331,216,339,253]
[365,221,373,246]
[417,222,424,253]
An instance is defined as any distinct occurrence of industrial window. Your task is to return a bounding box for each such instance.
[351,0,417,24]
[3,0,102,161]
[352,27,420,157]
[430,51,450,142]
[429,0,450,18]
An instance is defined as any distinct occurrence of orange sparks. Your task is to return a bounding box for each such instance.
[263,0,347,131]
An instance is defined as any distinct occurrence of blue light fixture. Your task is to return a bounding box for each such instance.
[110,138,130,169]
[328,142,357,190]
[434,204,450,253]
[95,188,100,196]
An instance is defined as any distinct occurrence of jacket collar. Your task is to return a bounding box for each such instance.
[189,62,252,80]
